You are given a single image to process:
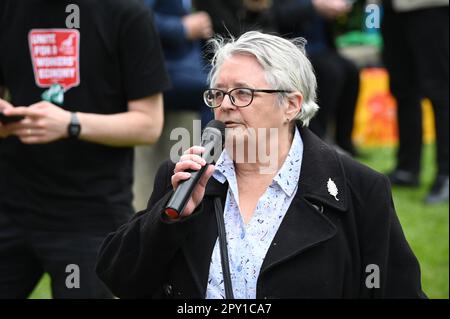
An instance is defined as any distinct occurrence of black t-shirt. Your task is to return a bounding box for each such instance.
[0,0,171,230]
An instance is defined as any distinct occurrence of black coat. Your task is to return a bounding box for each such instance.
[96,127,426,299]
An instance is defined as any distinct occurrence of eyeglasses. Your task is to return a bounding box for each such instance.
[203,88,293,108]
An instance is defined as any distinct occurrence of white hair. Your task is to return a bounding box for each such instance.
[207,31,319,127]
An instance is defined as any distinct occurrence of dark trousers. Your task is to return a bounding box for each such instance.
[382,7,449,176]
[308,51,360,151]
[0,209,113,299]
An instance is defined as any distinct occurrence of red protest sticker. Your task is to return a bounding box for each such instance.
[28,29,80,91]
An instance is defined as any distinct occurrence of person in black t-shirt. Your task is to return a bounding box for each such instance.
[0,0,170,298]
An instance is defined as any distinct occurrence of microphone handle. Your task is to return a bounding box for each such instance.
[165,164,208,218]
[165,139,219,218]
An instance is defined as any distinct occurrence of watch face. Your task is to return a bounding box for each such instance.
[68,113,81,138]
[69,124,81,137]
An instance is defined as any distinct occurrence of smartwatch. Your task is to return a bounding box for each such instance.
[68,112,81,139]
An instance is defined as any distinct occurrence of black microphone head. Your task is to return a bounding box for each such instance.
[203,120,225,145]
[165,120,225,219]
[205,119,225,136]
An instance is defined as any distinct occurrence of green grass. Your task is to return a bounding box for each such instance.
[29,274,51,299]
[28,144,449,299]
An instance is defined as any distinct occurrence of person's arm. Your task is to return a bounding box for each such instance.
[95,160,206,298]
[0,90,14,139]
[153,12,188,47]
[154,11,212,45]
[144,0,186,46]
[77,94,164,146]
[2,93,164,146]
[145,0,212,48]
[96,145,215,297]
[358,175,426,298]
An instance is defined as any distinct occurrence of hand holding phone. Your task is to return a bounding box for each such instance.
[0,111,25,124]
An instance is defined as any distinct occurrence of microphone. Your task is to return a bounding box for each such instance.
[165,120,226,219]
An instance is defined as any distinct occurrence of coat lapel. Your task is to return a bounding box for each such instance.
[259,196,338,275]
[260,126,349,275]
[297,127,348,213]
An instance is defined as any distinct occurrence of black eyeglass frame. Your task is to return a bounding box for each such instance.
[203,88,293,108]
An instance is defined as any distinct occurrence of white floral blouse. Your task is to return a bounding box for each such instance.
[206,127,303,299]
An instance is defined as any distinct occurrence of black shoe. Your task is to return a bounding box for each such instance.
[387,170,420,187]
[425,175,449,205]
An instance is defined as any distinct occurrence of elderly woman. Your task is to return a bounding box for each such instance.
[96,32,425,299]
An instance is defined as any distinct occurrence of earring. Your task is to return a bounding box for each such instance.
[285,118,290,124]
